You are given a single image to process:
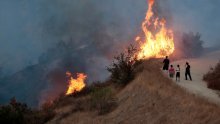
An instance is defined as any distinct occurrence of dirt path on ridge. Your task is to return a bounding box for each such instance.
[170,50,220,105]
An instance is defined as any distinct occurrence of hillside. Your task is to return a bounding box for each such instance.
[47,60,220,124]
[0,64,47,106]
[0,41,89,107]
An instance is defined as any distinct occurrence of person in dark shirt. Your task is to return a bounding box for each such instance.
[185,62,192,81]
[163,56,170,70]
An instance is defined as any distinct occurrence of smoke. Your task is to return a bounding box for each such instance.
[0,0,147,107]
[168,0,220,47]
[173,31,204,59]
[37,0,215,105]
[0,0,148,74]
[153,0,173,26]
[1,0,220,107]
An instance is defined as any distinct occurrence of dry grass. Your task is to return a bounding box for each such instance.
[47,83,118,124]
[204,61,220,90]
[47,59,220,124]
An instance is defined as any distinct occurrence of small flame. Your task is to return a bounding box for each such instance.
[136,0,175,59]
[65,71,87,95]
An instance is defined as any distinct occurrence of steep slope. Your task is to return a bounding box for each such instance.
[0,64,47,106]
[48,60,220,124]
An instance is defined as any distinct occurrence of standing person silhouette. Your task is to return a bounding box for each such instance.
[185,62,192,81]
[176,65,180,82]
[163,56,170,70]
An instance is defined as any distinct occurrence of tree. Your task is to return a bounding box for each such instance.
[107,45,139,85]
[181,32,204,57]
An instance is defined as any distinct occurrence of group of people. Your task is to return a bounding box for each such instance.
[163,56,192,82]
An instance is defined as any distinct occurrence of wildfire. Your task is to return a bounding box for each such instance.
[136,0,175,59]
[65,71,87,95]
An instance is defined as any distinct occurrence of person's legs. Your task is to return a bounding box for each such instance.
[176,72,180,82]
[163,66,166,70]
[176,76,179,82]
[176,75,178,81]
[170,73,173,78]
[185,72,188,80]
[178,73,180,82]
[188,72,192,81]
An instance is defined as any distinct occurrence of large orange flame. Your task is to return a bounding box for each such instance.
[65,71,87,95]
[136,0,174,59]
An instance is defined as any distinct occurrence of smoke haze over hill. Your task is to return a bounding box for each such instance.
[0,0,220,106]
[1,0,220,75]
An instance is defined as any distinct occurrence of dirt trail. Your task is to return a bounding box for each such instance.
[171,50,220,105]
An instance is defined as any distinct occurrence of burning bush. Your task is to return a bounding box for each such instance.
[107,45,140,85]
[203,61,220,90]
[65,72,87,95]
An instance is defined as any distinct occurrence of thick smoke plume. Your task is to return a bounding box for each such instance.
[0,0,147,107]
[0,0,214,107]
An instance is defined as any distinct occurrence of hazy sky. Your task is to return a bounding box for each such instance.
[0,0,220,74]
[169,0,220,47]
[0,0,47,73]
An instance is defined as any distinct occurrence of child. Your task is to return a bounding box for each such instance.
[169,65,175,78]
[176,65,180,82]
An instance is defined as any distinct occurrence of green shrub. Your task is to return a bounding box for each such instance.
[90,87,117,115]
[107,45,139,85]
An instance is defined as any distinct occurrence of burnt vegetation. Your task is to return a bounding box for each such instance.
[203,61,220,90]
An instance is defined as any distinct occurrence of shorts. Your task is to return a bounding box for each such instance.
[163,65,169,70]
[176,72,180,77]
[169,73,174,78]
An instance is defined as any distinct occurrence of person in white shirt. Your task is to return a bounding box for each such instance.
[176,65,180,82]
